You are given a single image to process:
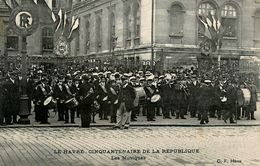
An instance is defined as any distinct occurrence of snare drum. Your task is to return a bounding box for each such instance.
[151,94,161,103]
[65,97,79,109]
[43,96,57,109]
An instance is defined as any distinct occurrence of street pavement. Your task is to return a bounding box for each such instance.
[0,126,259,166]
[1,102,260,128]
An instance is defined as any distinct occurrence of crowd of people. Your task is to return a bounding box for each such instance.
[0,65,258,128]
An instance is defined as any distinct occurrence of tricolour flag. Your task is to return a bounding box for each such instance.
[55,9,63,32]
[68,17,79,39]
[4,0,19,10]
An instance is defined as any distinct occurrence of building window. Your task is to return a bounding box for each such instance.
[169,3,184,36]
[96,16,102,52]
[198,2,216,15]
[6,28,18,50]
[42,27,54,51]
[254,10,260,47]
[197,2,216,39]
[85,20,90,54]
[7,36,18,50]
[133,2,140,46]
[221,4,238,38]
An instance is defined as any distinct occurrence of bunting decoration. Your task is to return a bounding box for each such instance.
[5,0,80,56]
[68,17,79,39]
[197,12,226,56]
[4,0,19,10]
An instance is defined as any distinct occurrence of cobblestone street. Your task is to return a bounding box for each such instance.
[0,127,259,166]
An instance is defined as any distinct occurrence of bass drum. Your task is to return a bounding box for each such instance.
[241,88,251,106]
[43,96,57,109]
[133,87,147,107]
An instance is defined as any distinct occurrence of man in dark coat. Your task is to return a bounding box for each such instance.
[3,72,20,124]
[188,76,200,118]
[114,76,136,129]
[144,76,157,121]
[53,76,66,121]
[34,77,52,124]
[173,80,188,119]
[197,80,213,124]
[63,75,78,123]
[223,81,237,123]
[78,75,94,128]
[96,76,109,120]
[107,79,120,123]
[159,78,172,119]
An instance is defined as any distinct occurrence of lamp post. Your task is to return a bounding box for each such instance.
[18,35,30,124]
[8,1,40,124]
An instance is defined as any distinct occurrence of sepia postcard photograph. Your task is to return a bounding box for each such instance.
[0,0,260,165]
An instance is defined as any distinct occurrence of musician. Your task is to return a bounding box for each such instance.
[209,81,221,118]
[78,74,94,128]
[144,76,156,121]
[107,79,120,123]
[113,75,136,129]
[223,80,237,123]
[197,80,213,124]
[53,76,65,121]
[27,73,35,115]
[74,76,81,118]
[188,75,200,118]
[173,79,188,119]
[35,77,52,124]
[64,75,77,123]
[96,76,109,120]
[2,71,20,124]
[160,75,172,119]
[153,76,162,116]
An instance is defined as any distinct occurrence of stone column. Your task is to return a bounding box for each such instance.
[115,0,124,49]
[79,16,86,56]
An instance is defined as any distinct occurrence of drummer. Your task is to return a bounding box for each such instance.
[144,75,156,121]
[53,76,65,121]
[64,75,77,124]
[35,76,52,124]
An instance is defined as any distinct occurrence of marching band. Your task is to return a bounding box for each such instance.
[0,66,258,127]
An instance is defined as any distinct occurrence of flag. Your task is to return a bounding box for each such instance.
[68,17,79,39]
[55,9,62,32]
[198,16,211,39]
[4,0,19,9]
[44,0,56,22]
[37,0,56,24]
[62,12,67,35]
[212,15,217,31]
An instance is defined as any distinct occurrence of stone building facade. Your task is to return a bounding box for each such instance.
[69,0,260,72]
[0,0,259,74]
